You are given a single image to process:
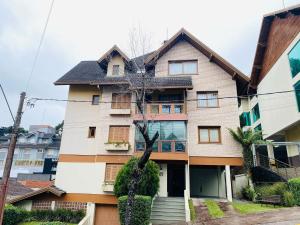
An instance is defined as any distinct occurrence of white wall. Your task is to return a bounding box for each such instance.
[157,163,168,197]
[257,33,300,138]
[55,162,107,194]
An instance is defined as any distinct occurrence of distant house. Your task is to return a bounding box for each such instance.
[239,4,300,171]
[0,125,61,178]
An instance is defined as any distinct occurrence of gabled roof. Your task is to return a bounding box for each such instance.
[98,45,130,64]
[250,4,300,88]
[145,28,249,83]
[7,185,65,204]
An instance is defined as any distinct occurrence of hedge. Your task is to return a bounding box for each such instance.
[3,204,27,225]
[3,205,84,225]
[288,177,300,205]
[118,195,152,225]
[114,157,159,198]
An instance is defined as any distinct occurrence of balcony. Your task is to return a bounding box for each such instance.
[104,143,130,151]
[109,108,131,115]
[134,103,187,121]
[135,140,186,153]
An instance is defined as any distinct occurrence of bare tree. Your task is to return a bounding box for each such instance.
[123,27,159,225]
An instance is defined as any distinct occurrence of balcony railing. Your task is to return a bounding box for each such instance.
[136,103,186,114]
[135,140,186,153]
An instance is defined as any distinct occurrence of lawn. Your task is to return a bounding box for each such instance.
[204,200,224,218]
[19,222,76,225]
[232,202,277,214]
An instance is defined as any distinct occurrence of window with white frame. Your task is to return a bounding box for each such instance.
[169,60,197,75]
[197,92,218,107]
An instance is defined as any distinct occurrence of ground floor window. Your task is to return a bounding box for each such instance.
[105,164,123,183]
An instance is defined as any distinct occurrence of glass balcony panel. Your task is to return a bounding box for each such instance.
[162,105,171,114]
[161,142,172,152]
[150,105,159,114]
[175,141,186,152]
[136,142,145,151]
[174,104,183,113]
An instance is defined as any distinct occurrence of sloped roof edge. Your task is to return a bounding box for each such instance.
[98,45,130,63]
[7,186,65,204]
[145,28,249,83]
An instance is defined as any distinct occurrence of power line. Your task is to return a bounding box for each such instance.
[27,88,300,105]
[0,84,15,123]
[25,0,55,92]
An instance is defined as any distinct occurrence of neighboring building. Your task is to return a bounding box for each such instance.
[0,125,60,177]
[239,4,300,168]
[39,28,248,224]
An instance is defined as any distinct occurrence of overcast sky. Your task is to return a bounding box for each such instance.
[1,0,300,130]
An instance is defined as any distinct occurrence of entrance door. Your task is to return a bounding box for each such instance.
[167,164,185,197]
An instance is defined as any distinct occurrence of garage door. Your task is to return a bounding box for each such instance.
[94,204,120,225]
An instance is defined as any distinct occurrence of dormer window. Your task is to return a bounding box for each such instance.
[169,60,198,75]
[112,65,120,76]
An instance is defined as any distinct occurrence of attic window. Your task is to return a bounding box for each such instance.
[169,60,197,75]
[112,65,120,76]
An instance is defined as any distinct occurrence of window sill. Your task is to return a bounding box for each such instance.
[102,182,114,192]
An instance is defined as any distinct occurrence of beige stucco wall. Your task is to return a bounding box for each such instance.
[60,85,135,156]
[156,40,241,157]
[107,56,125,76]
[257,33,300,138]
[55,162,108,194]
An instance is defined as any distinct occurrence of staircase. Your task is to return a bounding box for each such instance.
[253,154,300,182]
[151,197,186,225]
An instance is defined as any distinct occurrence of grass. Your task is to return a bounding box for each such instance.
[19,222,76,225]
[189,199,196,221]
[232,202,277,214]
[204,200,224,218]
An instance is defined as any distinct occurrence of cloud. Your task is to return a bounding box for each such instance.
[1,0,299,129]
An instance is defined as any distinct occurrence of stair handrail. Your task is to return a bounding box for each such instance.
[255,153,297,180]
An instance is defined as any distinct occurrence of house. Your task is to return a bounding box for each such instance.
[8,28,249,224]
[0,125,60,178]
[239,4,300,176]
[53,28,248,224]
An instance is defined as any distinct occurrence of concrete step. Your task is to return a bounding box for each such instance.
[151,210,185,217]
[153,202,185,207]
[151,214,185,221]
[154,197,184,202]
[151,220,185,225]
[152,204,185,210]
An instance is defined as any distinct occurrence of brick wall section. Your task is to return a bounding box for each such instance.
[32,200,52,210]
[55,201,87,211]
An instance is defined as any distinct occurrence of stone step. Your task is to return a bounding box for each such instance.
[154,197,184,202]
[152,204,185,210]
[153,201,185,207]
[151,220,185,225]
[151,210,185,217]
[151,214,185,221]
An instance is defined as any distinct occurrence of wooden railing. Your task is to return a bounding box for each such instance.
[136,103,186,114]
[135,140,187,153]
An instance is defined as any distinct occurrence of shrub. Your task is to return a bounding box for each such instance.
[3,204,27,225]
[288,177,300,205]
[28,208,84,223]
[282,191,296,207]
[242,186,257,201]
[114,157,159,198]
[118,195,152,225]
[255,182,287,198]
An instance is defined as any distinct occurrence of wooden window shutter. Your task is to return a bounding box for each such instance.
[109,126,130,142]
[105,164,123,182]
[111,93,131,109]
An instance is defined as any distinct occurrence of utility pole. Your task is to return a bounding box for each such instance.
[0,92,26,224]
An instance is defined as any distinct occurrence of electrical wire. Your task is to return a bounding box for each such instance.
[27,88,300,104]
[0,84,15,123]
[25,0,55,92]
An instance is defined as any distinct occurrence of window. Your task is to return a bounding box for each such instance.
[112,65,120,76]
[105,164,123,183]
[135,121,187,152]
[252,104,260,123]
[169,60,197,75]
[109,126,130,142]
[92,95,100,105]
[239,112,251,127]
[294,80,300,112]
[288,41,300,78]
[197,92,218,107]
[198,127,221,143]
[111,93,131,109]
[88,127,96,138]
